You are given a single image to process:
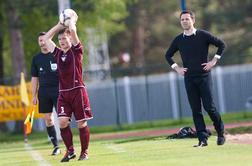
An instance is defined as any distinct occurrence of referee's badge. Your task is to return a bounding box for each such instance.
[50,61,57,71]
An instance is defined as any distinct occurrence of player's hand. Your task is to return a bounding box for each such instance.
[57,22,65,29]
[69,19,77,31]
[32,97,37,105]
[202,57,217,71]
[174,66,188,76]
[72,11,78,21]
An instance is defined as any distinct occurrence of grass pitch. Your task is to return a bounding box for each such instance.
[0,134,252,166]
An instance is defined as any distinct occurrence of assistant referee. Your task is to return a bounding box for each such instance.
[31,32,60,155]
[165,10,226,147]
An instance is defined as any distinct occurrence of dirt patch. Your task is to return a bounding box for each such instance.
[92,121,252,144]
[226,134,252,145]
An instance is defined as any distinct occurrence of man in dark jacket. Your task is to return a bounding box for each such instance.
[165,10,226,147]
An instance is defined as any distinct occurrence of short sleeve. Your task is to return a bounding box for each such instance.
[31,56,38,77]
[52,46,61,58]
[73,42,83,54]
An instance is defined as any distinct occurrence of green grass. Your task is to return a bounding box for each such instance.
[1,111,252,143]
[0,111,252,166]
[0,135,252,166]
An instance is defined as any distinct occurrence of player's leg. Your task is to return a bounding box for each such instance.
[72,88,93,161]
[38,87,60,154]
[57,92,76,162]
[77,120,89,160]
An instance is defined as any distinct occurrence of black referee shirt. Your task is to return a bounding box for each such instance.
[165,29,226,76]
[31,52,59,87]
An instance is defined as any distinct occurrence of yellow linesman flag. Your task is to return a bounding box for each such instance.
[20,72,30,106]
[24,107,35,135]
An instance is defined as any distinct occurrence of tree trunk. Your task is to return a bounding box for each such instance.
[133,21,145,68]
[132,6,146,68]
[199,1,212,30]
[6,3,26,84]
[0,0,8,133]
[217,0,225,7]
[0,2,3,84]
[5,1,26,133]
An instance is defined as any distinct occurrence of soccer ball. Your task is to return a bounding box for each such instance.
[59,9,78,26]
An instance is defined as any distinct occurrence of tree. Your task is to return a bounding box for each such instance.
[21,0,58,72]
[4,0,26,84]
[0,1,4,83]
[212,0,252,64]
[21,0,129,75]
[0,0,8,133]
[1,0,27,133]
[1,0,130,132]
[109,0,180,70]
[109,0,252,72]
[129,2,146,68]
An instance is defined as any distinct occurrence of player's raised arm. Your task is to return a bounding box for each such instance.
[69,19,80,46]
[42,22,65,53]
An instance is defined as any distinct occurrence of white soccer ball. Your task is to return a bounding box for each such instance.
[59,9,78,26]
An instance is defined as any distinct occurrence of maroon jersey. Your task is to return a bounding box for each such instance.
[53,43,84,91]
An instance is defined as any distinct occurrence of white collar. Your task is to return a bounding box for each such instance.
[183,28,197,36]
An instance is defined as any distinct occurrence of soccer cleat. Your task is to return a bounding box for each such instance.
[217,136,226,145]
[193,140,208,147]
[60,151,76,162]
[51,147,61,155]
[78,153,89,161]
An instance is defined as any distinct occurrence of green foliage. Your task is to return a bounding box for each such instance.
[2,0,130,78]
[21,3,58,76]
[3,0,252,78]
[73,0,129,35]
[110,0,252,70]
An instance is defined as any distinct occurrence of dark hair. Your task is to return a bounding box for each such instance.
[58,28,70,36]
[180,10,195,19]
[38,32,46,37]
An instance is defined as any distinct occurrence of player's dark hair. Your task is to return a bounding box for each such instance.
[38,32,46,37]
[58,28,71,36]
[180,10,195,19]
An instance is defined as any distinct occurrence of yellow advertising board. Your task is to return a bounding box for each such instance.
[0,83,43,122]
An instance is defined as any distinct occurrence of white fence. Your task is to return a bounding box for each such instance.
[7,64,252,131]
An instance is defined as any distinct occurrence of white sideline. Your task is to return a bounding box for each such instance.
[107,144,126,153]
[24,143,51,166]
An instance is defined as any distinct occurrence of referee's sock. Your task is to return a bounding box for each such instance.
[47,125,59,148]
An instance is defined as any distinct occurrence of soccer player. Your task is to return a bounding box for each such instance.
[31,32,61,155]
[165,10,226,147]
[42,17,93,162]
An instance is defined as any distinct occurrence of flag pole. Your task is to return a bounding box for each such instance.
[22,103,28,143]
[20,72,30,143]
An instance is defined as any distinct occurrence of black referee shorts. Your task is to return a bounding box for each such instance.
[38,86,59,114]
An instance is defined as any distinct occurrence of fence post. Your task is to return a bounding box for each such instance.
[113,78,121,127]
[169,72,180,119]
[123,76,134,124]
[215,67,226,113]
